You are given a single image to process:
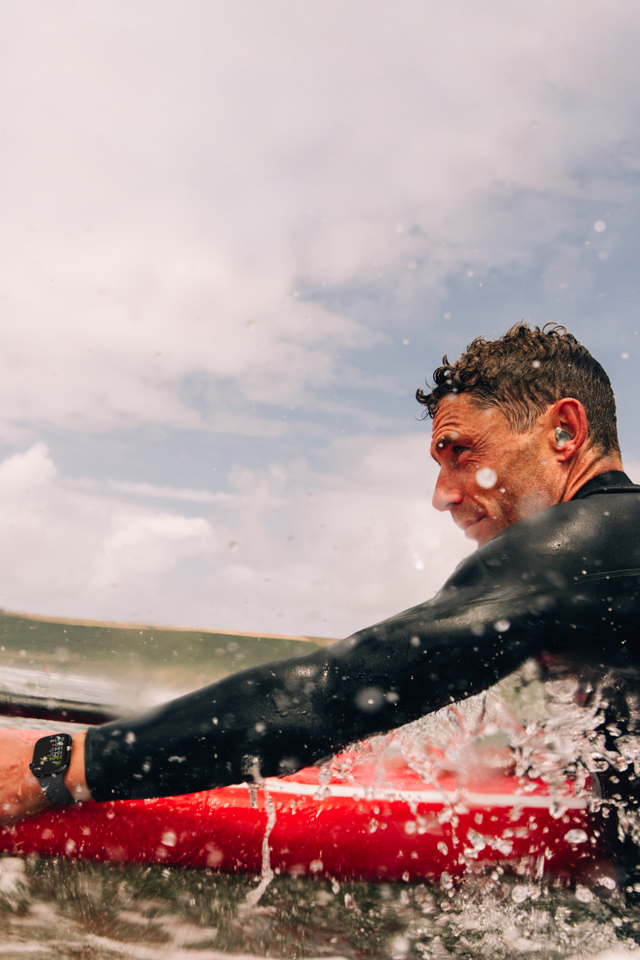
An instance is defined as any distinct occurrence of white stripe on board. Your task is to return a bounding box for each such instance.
[255,779,588,810]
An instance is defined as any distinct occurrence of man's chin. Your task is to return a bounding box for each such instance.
[463,516,498,545]
[464,526,482,543]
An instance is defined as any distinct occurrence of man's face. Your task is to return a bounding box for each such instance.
[430,393,557,546]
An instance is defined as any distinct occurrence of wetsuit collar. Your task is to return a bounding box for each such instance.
[572,470,640,500]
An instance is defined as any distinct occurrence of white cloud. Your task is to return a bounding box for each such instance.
[0,251,372,438]
[0,2,638,437]
[105,480,230,504]
[0,438,471,638]
[0,444,218,620]
[0,2,636,631]
[203,432,473,637]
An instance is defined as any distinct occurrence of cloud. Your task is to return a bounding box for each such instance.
[202,431,473,637]
[0,444,217,621]
[0,439,471,637]
[0,2,637,632]
[0,2,638,440]
[0,251,372,439]
[105,480,230,504]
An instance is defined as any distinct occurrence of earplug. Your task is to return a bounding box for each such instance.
[555,427,571,447]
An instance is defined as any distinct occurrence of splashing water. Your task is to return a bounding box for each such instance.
[318,658,640,874]
[246,788,277,906]
[0,855,635,959]
[3,667,640,956]
[245,759,277,906]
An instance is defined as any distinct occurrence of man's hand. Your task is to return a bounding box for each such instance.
[0,733,49,823]
[0,731,90,824]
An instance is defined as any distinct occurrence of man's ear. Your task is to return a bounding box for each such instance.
[551,398,588,461]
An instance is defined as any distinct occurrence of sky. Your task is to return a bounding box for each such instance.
[0,0,639,638]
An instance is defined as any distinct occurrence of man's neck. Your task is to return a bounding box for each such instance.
[560,451,625,502]
[572,469,636,500]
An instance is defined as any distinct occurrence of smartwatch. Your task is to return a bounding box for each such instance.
[29,733,78,806]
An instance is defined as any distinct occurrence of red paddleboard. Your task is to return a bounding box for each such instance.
[0,729,598,883]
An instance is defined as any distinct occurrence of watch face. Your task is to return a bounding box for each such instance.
[30,734,72,777]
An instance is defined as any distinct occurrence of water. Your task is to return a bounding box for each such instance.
[2,664,640,958]
[0,856,636,958]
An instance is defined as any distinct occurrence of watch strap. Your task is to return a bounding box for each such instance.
[38,771,78,806]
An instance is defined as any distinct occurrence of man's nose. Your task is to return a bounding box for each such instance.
[432,468,464,513]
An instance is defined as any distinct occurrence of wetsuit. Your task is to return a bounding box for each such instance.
[84,471,640,811]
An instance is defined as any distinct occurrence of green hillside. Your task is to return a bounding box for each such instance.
[0,609,336,695]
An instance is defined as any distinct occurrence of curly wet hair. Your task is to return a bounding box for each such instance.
[416,322,620,455]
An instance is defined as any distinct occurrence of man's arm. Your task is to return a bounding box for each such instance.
[82,492,639,803]
[3,488,637,819]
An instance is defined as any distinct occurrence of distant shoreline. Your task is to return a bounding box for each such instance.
[0,608,337,647]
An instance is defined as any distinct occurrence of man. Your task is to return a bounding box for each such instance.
[3,322,640,875]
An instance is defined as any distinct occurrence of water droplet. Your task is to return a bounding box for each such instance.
[512,885,531,903]
[593,220,606,232]
[476,467,497,489]
[205,843,223,867]
[564,829,588,844]
[597,875,617,890]
[354,687,384,712]
[575,884,594,903]
[390,936,410,955]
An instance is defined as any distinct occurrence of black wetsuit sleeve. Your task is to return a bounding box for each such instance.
[84,491,640,801]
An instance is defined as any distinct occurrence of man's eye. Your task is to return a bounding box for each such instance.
[452,446,469,457]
